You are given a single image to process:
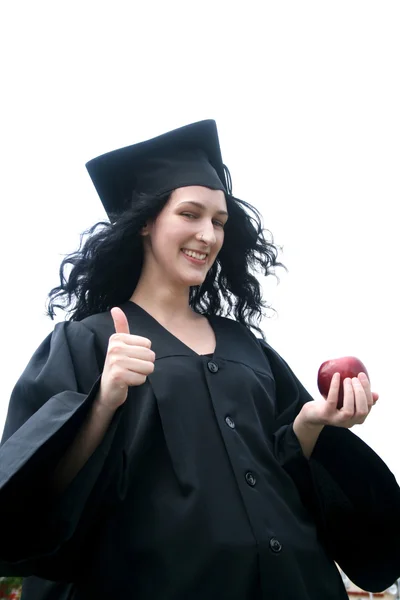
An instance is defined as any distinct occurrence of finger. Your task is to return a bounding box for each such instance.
[124,372,148,387]
[358,372,374,407]
[109,344,155,362]
[372,392,379,404]
[113,357,155,377]
[326,373,341,409]
[340,378,356,419]
[111,307,130,335]
[126,346,155,362]
[110,333,152,349]
[352,376,369,421]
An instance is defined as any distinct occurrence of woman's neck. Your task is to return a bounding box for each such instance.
[130,279,196,325]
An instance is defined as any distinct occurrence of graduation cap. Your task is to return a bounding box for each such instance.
[86,120,232,218]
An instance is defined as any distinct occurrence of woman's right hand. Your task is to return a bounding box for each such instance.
[97,307,155,411]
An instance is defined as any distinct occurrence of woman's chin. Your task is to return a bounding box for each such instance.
[178,274,206,289]
[186,278,206,289]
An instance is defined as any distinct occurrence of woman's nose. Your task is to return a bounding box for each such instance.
[196,223,216,245]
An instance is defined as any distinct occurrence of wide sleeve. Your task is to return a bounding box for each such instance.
[259,339,400,592]
[0,321,124,579]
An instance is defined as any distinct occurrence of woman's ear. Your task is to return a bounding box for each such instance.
[140,223,150,236]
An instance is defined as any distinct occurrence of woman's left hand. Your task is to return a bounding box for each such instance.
[300,372,379,429]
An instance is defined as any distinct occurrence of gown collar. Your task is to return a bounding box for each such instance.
[118,300,270,375]
[119,301,218,360]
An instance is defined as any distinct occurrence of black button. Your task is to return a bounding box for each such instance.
[207,361,219,373]
[269,538,282,553]
[245,472,256,487]
[225,416,235,429]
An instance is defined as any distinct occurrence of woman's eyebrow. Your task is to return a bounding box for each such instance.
[177,200,228,216]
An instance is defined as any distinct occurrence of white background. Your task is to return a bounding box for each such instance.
[1,1,399,478]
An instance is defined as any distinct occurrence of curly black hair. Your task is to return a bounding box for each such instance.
[46,192,286,336]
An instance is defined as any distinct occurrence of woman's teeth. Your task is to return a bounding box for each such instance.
[182,249,207,260]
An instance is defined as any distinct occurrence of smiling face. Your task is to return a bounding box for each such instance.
[141,186,228,291]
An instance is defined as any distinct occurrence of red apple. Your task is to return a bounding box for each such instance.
[317,356,369,409]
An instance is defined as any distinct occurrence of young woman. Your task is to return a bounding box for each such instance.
[0,120,399,599]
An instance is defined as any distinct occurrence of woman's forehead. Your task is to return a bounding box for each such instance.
[170,186,227,210]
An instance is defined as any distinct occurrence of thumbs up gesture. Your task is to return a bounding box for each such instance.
[98,307,156,410]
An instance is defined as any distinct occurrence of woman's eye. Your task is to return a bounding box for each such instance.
[181,213,224,228]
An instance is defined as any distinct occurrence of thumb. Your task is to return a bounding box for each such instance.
[111,307,130,335]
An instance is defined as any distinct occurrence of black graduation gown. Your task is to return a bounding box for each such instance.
[1,301,399,599]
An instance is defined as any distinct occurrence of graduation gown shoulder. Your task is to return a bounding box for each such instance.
[0,317,125,579]
[260,339,400,592]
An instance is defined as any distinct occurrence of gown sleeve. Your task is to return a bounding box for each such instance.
[259,339,400,592]
[0,320,124,580]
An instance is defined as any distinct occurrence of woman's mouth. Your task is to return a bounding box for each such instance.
[181,248,208,264]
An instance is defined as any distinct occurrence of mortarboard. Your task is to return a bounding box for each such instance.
[85,120,232,218]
